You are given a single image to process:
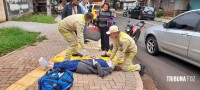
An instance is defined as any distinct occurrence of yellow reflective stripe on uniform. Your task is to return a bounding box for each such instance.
[63,33,70,38]
[58,22,64,31]
[127,52,136,61]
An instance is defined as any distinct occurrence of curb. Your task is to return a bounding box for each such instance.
[154,18,170,23]
[134,71,144,90]
[154,19,166,23]
[134,57,144,90]
[0,31,47,58]
[0,40,42,59]
[0,45,28,59]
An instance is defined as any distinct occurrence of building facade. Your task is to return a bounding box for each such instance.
[0,0,34,21]
[0,0,6,22]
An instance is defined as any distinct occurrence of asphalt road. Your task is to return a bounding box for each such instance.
[115,16,200,90]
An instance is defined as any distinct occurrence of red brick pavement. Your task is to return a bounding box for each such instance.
[0,21,67,90]
[1,21,143,90]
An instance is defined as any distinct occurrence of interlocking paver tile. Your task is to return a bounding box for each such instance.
[0,21,67,89]
[1,17,142,90]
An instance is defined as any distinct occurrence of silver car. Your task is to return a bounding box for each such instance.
[144,9,200,67]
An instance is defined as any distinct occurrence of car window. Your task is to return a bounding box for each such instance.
[144,7,154,12]
[196,11,200,32]
[169,12,200,31]
[93,5,101,10]
[134,6,141,10]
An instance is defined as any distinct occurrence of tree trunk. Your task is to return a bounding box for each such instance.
[47,0,51,16]
[113,0,116,9]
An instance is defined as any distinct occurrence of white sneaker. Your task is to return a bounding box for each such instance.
[39,57,49,69]
[92,58,96,65]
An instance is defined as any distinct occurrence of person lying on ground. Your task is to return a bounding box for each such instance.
[39,57,114,78]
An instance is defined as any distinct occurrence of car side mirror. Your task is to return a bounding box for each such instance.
[163,22,169,28]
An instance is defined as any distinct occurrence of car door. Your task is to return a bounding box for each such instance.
[188,17,200,64]
[160,12,200,58]
[131,6,141,18]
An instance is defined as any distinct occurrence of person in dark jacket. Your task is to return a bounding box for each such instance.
[61,0,82,19]
[39,57,114,78]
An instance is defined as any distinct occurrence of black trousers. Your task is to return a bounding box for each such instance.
[99,27,109,51]
[83,23,88,41]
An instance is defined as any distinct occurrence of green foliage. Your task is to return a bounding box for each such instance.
[0,27,47,56]
[156,11,163,18]
[14,13,56,24]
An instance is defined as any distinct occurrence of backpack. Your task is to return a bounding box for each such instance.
[107,16,116,28]
[38,69,74,90]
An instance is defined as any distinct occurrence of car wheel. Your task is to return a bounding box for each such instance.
[151,18,155,20]
[123,12,128,17]
[146,36,159,55]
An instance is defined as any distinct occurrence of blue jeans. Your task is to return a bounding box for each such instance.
[99,27,109,51]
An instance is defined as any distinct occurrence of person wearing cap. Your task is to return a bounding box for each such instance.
[58,12,93,60]
[106,25,145,76]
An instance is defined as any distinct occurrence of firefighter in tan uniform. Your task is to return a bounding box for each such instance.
[106,25,145,76]
[58,12,94,60]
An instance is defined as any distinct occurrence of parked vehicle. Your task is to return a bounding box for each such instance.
[125,20,145,42]
[144,9,200,67]
[51,0,58,13]
[123,8,132,17]
[89,2,102,20]
[130,6,155,20]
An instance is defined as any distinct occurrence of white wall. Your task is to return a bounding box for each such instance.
[5,0,33,20]
[174,0,188,10]
[122,0,137,10]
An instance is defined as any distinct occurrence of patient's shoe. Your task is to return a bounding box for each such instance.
[139,64,145,76]
[39,57,49,69]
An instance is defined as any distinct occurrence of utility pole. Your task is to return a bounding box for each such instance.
[113,0,117,9]
[47,0,51,16]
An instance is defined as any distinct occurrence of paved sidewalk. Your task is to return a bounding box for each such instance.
[22,39,143,90]
[0,21,67,90]
[1,16,143,90]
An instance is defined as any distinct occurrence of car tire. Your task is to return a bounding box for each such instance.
[151,18,155,20]
[146,36,160,55]
[133,30,141,42]
[123,12,128,17]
